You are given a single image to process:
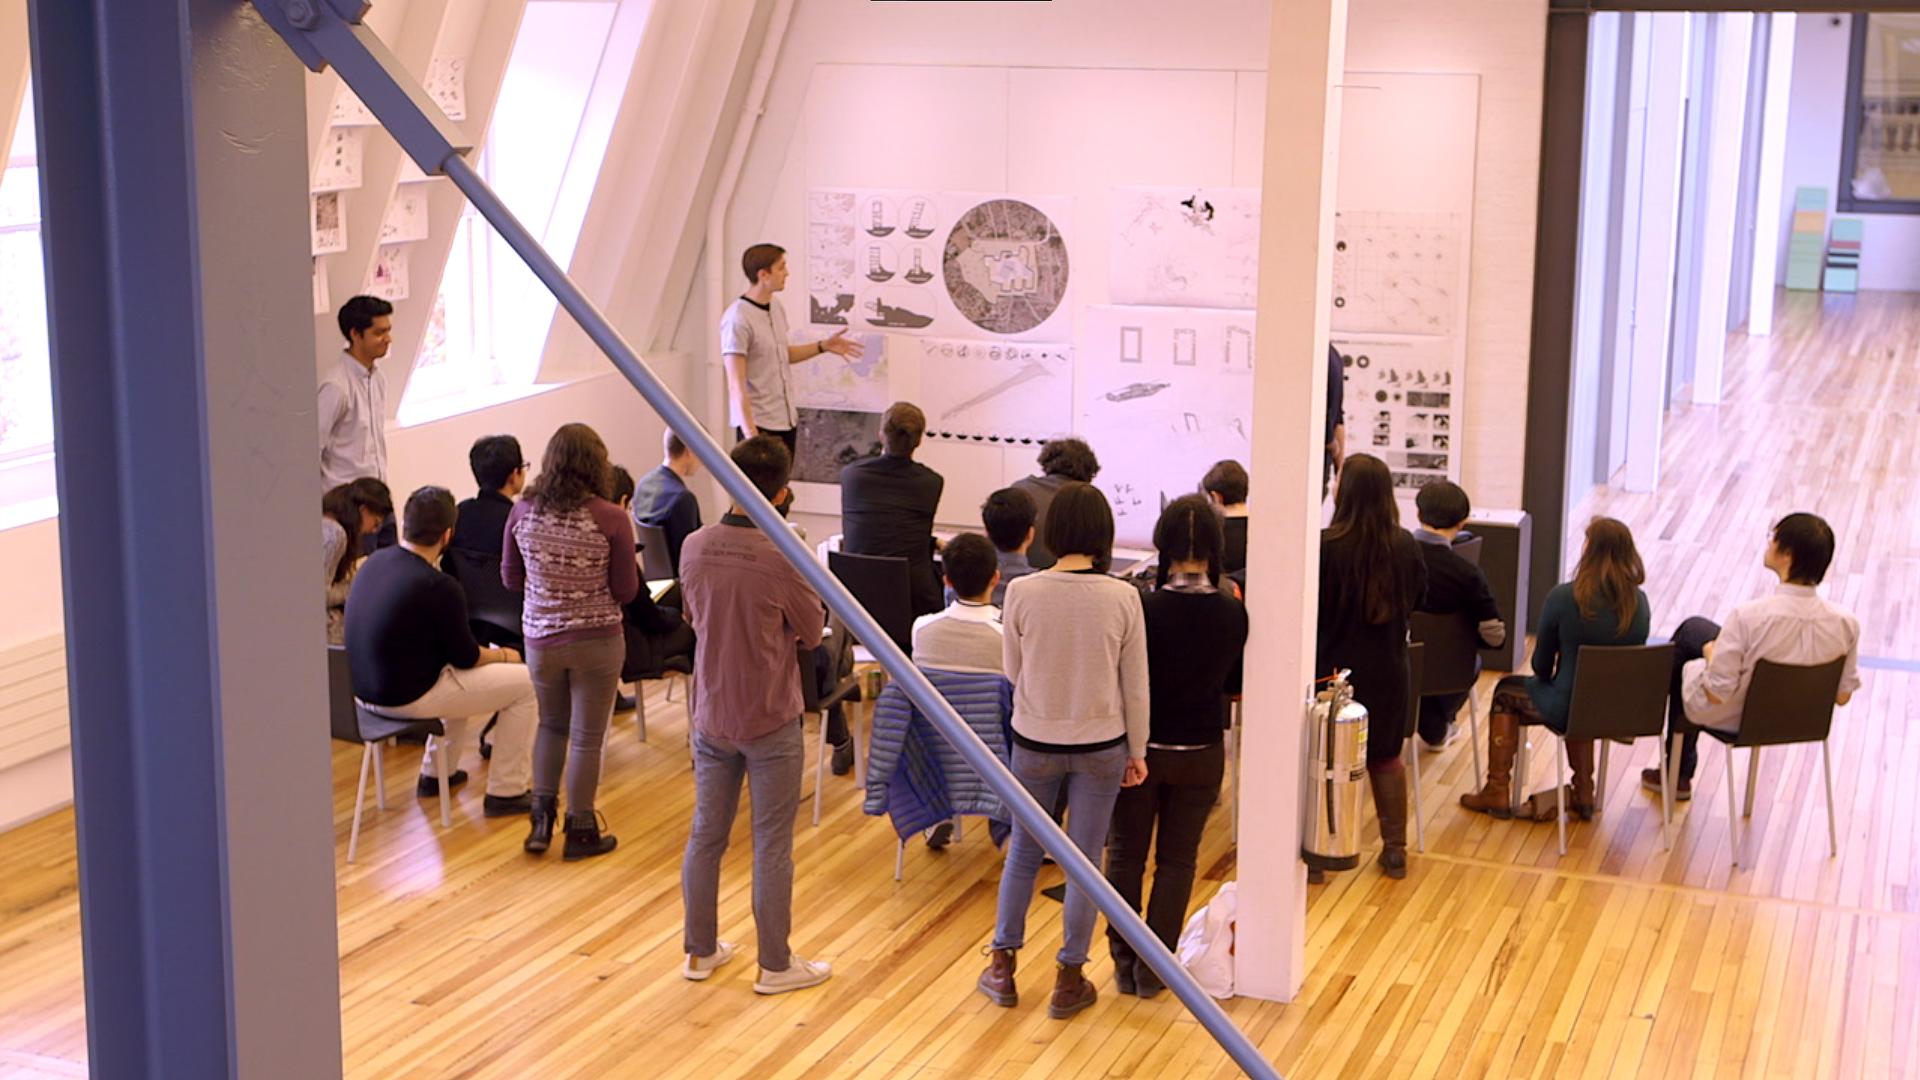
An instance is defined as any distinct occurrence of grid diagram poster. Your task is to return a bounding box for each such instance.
[1332,335,1458,495]
[1077,305,1256,545]
[1109,186,1261,309]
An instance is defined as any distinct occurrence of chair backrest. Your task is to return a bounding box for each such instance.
[1403,642,1426,740]
[634,522,677,582]
[1735,657,1846,746]
[1453,536,1484,567]
[1409,610,1480,696]
[828,549,914,655]
[441,546,523,640]
[1561,643,1677,741]
[326,646,361,743]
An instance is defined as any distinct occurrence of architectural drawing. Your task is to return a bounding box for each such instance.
[792,332,888,413]
[378,188,430,245]
[903,249,934,285]
[809,188,945,328]
[311,127,365,192]
[865,243,896,282]
[1120,326,1143,363]
[364,245,410,302]
[425,57,467,122]
[943,199,1069,335]
[902,196,937,239]
[865,196,896,237]
[861,288,937,330]
[793,408,883,485]
[1224,325,1253,371]
[1329,211,1464,336]
[311,192,347,255]
[1331,334,1460,493]
[1109,186,1261,309]
[916,337,1072,443]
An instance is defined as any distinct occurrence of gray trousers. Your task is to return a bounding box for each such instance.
[682,720,804,972]
[527,633,625,816]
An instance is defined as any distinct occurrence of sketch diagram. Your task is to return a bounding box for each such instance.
[943,199,1070,335]
[311,127,365,192]
[1120,326,1143,364]
[311,192,347,255]
[1330,211,1464,336]
[364,245,409,302]
[1225,325,1253,371]
[330,85,375,127]
[861,288,937,330]
[865,196,896,237]
[379,188,430,245]
[1332,335,1459,492]
[1103,381,1169,402]
[425,57,467,121]
[810,292,855,326]
[903,196,938,239]
[794,408,883,485]
[865,243,897,282]
[903,248,935,285]
[1110,186,1261,310]
[793,331,888,413]
[809,191,857,226]
[917,338,1073,443]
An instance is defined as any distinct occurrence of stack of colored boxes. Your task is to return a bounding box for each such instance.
[1824,219,1862,293]
[1785,187,1827,291]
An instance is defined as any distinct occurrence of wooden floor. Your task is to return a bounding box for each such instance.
[3,290,1919,1078]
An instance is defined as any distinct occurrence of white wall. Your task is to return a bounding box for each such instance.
[717,0,1544,527]
[0,369,671,830]
[1776,14,1920,293]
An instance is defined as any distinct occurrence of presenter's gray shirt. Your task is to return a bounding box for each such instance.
[719,296,797,432]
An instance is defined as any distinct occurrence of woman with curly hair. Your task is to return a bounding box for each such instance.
[504,423,639,860]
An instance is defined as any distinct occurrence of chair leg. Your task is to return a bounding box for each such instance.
[634,681,649,743]
[811,711,827,828]
[1724,745,1741,869]
[1596,741,1610,815]
[954,816,965,843]
[1467,695,1483,792]
[348,743,374,864]
[894,838,906,882]
[373,739,388,812]
[431,735,451,829]
[1743,747,1760,819]
[852,699,869,789]
[1406,735,1426,853]
[1555,735,1568,858]
[1821,740,1838,858]
[1657,736,1673,851]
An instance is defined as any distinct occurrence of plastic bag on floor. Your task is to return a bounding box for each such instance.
[1176,880,1237,998]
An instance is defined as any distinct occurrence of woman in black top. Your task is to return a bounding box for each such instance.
[1104,496,1249,998]
[1316,455,1427,879]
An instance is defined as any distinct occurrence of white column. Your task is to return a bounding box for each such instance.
[1622,13,1691,493]
[1236,0,1347,1003]
[1690,13,1754,405]
[1747,13,1797,337]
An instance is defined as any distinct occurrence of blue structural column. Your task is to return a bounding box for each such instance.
[27,1,343,1076]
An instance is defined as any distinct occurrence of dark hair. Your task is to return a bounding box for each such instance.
[732,434,792,502]
[1036,437,1100,482]
[610,465,636,505]
[1154,494,1226,588]
[347,476,393,518]
[469,434,525,493]
[1415,481,1471,531]
[1571,517,1645,634]
[980,487,1037,552]
[524,423,612,513]
[1201,459,1249,506]
[664,429,688,459]
[1326,454,1405,625]
[402,486,458,546]
[741,243,786,285]
[1042,481,1114,570]
[321,484,360,584]
[336,294,393,343]
[882,401,926,456]
[942,533,999,600]
[1772,511,1836,584]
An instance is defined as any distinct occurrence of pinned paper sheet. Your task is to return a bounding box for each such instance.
[426,57,467,121]
[311,192,347,255]
[312,257,331,315]
[365,245,410,302]
[311,127,366,192]
[379,188,430,244]
[329,85,376,127]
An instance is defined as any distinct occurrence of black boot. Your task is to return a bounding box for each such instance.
[562,811,618,861]
[524,794,557,855]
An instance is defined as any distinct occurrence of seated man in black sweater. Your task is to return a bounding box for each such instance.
[450,434,525,555]
[1410,481,1506,751]
[346,486,538,815]
[839,401,945,616]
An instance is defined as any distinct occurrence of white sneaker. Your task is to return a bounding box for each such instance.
[1420,721,1463,753]
[683,941,736,982]
[753,955,833,995]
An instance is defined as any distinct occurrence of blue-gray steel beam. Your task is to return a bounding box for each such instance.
[29,0,343,1075]
[249,3,1283,1075]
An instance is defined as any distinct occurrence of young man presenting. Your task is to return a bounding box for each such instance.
[678,436,833,994]
[720,243,863,454]
[1642,512,1861,801]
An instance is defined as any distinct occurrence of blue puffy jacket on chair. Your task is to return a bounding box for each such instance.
[864,668,1015,842]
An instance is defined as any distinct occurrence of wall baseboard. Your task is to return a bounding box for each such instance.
[0,747,73,834]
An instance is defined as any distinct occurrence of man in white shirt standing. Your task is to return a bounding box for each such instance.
[320,295,395,550]
[720,244,862,456]
[1643,512,1862,801]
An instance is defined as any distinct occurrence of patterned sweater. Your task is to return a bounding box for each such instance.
[503,496,640,644]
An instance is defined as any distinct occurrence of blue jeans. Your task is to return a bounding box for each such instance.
[991,743,1128,966]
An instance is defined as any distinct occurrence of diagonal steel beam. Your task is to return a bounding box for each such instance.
[251,1,1285,1075]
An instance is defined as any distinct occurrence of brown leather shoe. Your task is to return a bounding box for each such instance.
[977,948,1017,1007]
[1048,963,1097,1019]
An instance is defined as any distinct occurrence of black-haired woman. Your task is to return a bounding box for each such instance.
[1316,455,1427,878]
[1103,495,1248,998]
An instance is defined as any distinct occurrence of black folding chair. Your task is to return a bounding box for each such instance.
[1699,657,1846,868]
[1409,609,1486,789]
[329,646,452,863]
[634,522,678,583]
[827,549,913,659]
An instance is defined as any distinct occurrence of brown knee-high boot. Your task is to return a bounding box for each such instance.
[1459,708,1518,818]
[1520,738,1598,821]
[1369,759,1409,879]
